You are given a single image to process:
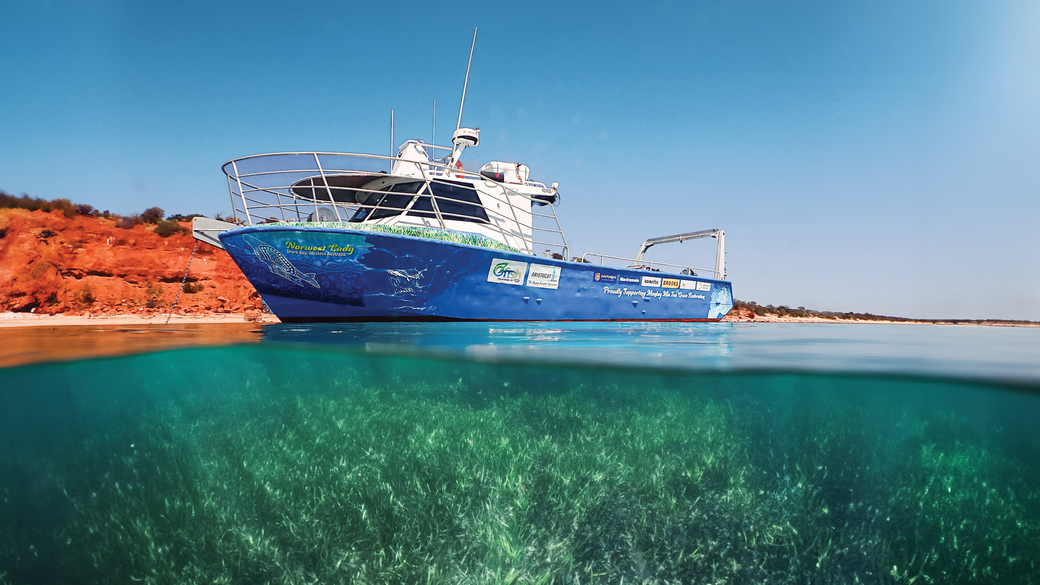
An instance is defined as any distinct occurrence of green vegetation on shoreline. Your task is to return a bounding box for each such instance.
[733,299,1039,326]
[733,299,903,321]
[0,190,198,238]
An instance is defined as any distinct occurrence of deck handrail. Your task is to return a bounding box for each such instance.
[221,151,569,258]
[578,252,723,280]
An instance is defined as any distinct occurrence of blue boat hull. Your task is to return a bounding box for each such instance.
[218,226,734,322]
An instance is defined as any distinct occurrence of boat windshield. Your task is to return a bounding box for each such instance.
[350,180,490,224]
[350,181,424,222]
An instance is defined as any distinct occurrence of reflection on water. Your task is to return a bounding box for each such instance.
[260,321,1040,383]
[7,321,1040,384]
[0,323,264,368]
[1,324,1039,584]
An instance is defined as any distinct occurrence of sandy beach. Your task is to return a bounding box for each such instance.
[0,311,894,328]
[0,312,279,368]
[0,312,281,328]
[2,311,1034,329]
[722,312,908,324]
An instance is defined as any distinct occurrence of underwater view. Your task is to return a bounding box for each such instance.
[1,322,1039,584]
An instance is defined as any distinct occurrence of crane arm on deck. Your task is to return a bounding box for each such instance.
[632,229,726,281]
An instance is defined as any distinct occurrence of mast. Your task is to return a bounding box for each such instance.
[448,28,481,169]
[456,28,477,132]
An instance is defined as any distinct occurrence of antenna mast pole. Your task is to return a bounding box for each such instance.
[456,28,477,131]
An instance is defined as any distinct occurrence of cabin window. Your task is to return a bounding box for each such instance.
[411,180,489,224]
[352,180,490,224]
[350,181,424,221]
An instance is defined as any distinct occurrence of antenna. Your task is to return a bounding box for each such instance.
[432,99,436,147]
[456,27,477,132]
[390,109,394,170]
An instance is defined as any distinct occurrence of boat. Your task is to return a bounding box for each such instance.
[192,36,733,323]
[191,139,733,323]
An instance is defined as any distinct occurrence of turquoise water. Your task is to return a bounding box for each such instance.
[1,323,1039,584]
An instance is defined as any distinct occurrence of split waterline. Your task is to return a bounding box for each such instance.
[1,323,1039,584]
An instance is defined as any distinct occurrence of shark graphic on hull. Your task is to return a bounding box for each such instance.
[243,234,320,288]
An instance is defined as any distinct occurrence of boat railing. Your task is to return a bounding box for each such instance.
[580,229,727,280]
[530,203,570,259]
[579,253,722,280]
[221,151,569,257]
[459,174,569,257]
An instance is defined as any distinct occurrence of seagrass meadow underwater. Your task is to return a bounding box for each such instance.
[1,323,1039,584]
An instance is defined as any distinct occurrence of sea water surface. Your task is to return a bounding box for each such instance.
[1,322,1038,584]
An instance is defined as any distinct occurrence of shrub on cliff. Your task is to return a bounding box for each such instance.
[75,287,96,307]
[141,207,164,224]
[144,284,164,309]
[119,215,144,229]
[0,191,47,211]
[1,191,79,218]
[154,220,189,238]
[167,213,204,222]
[51,198,77,219]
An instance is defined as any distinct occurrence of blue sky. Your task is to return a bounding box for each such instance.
[2,1,1038,319]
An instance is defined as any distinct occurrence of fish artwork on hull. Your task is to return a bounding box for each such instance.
[243,234,320,289]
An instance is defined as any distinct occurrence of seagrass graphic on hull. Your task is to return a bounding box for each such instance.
[218,226,732,323]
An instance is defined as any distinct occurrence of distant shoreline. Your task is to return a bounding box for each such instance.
[722,313,1040,327]
[4,208,1035,329]
[2,311,1037,329]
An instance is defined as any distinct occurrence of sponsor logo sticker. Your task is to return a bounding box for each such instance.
[488,259,527,285]
[594,272,618,283]
[641,276,662,287]
[527,264,561,289]
[679,280,697,290]
[697,281,712,291]
[662,278,680,289]
[619,275,640,284]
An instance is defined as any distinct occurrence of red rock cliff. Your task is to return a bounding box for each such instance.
[0,208,262,316]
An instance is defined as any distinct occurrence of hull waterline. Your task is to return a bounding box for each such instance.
[219,226,734,323]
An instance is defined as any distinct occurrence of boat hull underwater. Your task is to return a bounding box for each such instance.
[219,225,734,323]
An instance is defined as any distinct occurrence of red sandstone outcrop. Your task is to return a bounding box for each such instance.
[0,208,261,316]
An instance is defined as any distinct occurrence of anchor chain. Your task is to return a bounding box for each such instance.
[166,240,199,325]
